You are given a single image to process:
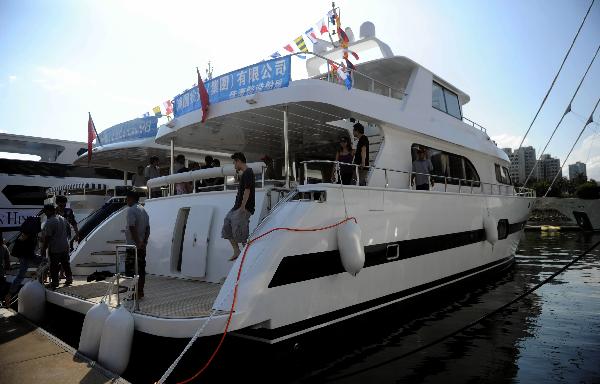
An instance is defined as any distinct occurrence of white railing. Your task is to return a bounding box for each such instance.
[301,160,535,197]
[462,116,488,134]
[286,51,407,101]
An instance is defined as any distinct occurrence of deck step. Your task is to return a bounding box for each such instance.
[106,240,126,244]
[91,250,117,256]
[75,262,116,268]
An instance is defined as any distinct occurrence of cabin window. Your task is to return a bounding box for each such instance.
[464,159,481,186]
[495,164,512,185]
[432,82,462,119]
[432,83,446,112]
[412,144,479,186]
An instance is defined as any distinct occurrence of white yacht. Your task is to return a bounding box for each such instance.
[44,22,534,346]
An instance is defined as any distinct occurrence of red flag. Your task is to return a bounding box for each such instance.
[87,112,96,163]
[197,68,209,123]
[163,99,173,115]
[283,44,295,53]
[317,18,328,35]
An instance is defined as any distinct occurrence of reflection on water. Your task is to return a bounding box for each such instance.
[40,232,600,383]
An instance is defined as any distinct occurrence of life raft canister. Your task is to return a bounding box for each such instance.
[336,220,365,276]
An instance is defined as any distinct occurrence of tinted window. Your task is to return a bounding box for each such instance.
[432,83,446,112]
[495,164,511,184]
[432,82,462,119]
[412,144,479,186]
[444,89,461,119]
[448,154,465,183]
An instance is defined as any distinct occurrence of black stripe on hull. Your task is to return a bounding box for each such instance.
[269,221,526,288]
[236,255,515,343]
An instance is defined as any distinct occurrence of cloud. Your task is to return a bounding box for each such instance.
[8,75,17,82]
[33,66,96,93]
[490,133,528,149]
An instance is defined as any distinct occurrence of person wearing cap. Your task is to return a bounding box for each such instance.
[222,152,255,261]
[352,122,369,186]
[41,204,73,289]
[411,146,435,190]
[55,195,79,249]
[125,190,150,299]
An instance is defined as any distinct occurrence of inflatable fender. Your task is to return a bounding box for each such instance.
[484,215,498,245]
[98,306,134,375]
[337,220,365,276]
[17,280,46,323]
[78,302,111,360]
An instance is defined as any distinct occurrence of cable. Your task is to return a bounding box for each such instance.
[521,44,600,188]
[156,216,358,384]
[516,0,595,151]
[544,97,600,197]
[316,238,600,383]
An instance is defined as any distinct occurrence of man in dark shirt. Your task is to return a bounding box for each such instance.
[352,122,369,186]
[221,152,255,261]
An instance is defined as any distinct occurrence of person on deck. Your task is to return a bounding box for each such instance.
[334,135,354,185]
[125,190,150,299]
[1,232,10,304]
[352,121,369,185]
[55,195,79,250]
[131,166,147,187]
[411,146,435,190]
[221,152,255,261]
[144,156,161,198]
[4,218,40,304]
[41,204,73,289]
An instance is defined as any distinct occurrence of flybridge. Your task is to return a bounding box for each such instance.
[173,56,292,118]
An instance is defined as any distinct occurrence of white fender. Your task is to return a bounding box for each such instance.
[78,302,111,360]
[17,280,45,323]
[337,220,365,276]
[98,306,134,375]
[484,216,498,245]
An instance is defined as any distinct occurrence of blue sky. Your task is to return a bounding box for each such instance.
[0,0,599,178]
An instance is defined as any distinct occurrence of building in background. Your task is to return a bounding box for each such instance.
[503,146,537,185]
[568,161,587,181]
[536,154,562,182]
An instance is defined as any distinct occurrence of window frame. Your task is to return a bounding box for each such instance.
[411,144,480,187]
[432,81,463,120]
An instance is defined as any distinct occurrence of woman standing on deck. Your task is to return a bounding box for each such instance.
[334,135,354,185]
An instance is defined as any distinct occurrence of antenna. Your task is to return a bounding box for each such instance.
[205,61,213,81]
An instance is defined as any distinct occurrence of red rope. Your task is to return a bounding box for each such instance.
[175,216,357,384]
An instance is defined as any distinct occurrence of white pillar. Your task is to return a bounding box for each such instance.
[170,138,175,195]
[283,106,289,188]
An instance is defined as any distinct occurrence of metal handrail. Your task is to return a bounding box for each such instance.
[301,160,535,197]
[115,244,139,310]
[286,51,407,100]
[462,116,488,133]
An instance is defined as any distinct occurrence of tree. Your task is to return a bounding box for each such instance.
[575,180,600,199]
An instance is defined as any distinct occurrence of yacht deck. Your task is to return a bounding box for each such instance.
[54,274,223,318]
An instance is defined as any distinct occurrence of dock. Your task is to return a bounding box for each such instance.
[0,308,129,384]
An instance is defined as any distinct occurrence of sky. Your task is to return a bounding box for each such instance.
[0,0,599,179]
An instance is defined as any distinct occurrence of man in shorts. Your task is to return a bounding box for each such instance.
[222,152,255,261]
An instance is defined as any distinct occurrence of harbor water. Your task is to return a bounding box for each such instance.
[34,231,600,383]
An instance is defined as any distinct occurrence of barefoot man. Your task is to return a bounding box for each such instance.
[221,152,255,261]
